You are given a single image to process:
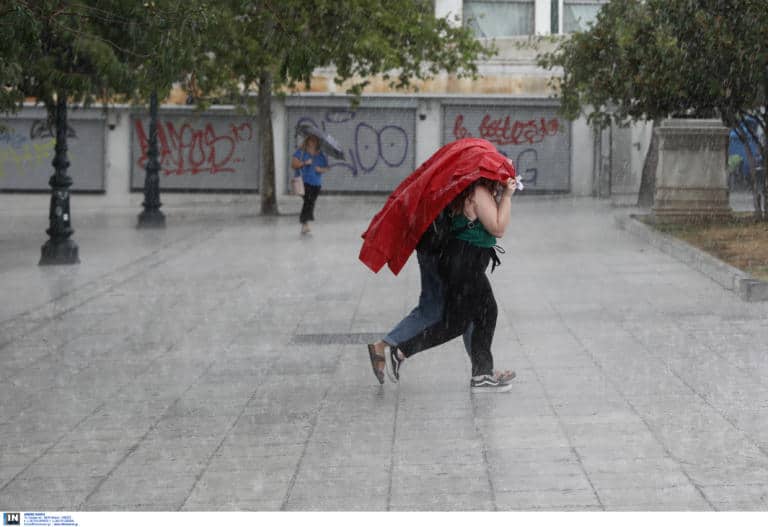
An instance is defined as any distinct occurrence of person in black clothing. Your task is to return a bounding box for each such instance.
[384,177,517,393]
[366,209,514,386]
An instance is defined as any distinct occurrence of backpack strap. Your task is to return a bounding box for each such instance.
[489,245,505,273]
[450,215,473,237]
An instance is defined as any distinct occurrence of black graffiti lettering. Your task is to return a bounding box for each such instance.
[30,120,76,140]
[325,110,355,123]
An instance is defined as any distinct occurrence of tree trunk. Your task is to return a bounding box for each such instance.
[258,70,278,215]
[637,120,659,208]
[760,111,768,221]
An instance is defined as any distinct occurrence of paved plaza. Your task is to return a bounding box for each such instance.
[1,194,768,511]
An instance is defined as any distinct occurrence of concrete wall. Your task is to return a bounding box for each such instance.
[0,105,260,213]
[0,95,599,213]
[571,116,594,196]
[435,0,463,23]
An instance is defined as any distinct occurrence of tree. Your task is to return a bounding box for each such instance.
[104,1,212,227]
[0,3,33,117]
[1,1,134,264]
[194,0,494,215]
[538,0,768,215]
[1,1,213,249]
[701,3,768,217]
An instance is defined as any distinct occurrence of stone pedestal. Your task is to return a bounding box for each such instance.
[653,118,731,221]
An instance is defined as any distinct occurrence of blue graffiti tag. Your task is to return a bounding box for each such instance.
[295,111,409,177]
[0,129,28,149]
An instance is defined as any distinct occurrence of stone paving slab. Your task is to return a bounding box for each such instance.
[1,196,768,511]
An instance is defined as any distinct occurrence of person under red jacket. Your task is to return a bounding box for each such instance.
[360,138,519,393]
[359,138,515,276]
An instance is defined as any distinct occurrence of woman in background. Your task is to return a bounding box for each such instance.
[291,135,328,235]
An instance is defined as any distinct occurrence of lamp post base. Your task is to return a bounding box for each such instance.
[137,209,166,228]
[39,239,80,265]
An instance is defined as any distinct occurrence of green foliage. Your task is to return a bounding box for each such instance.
[103,0,212,101]
[2,1,491,110]
[0,1,134,113]
[0,1,212,114]
[327,0,491,94]
[2,0,492,217]
[195,0,494,104]
[539,0,768,212]
[538,0,768,132]
[0,2,36,114]
[539,0,686,128]
[189,0,495,214]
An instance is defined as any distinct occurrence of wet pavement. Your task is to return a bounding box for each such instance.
[1,194,767,511]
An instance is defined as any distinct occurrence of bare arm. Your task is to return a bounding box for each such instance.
[472,180,515,237]
[290,156,304,170]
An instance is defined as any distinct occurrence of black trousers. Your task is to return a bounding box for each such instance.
[397,239,498,377]
[300,184,321,224]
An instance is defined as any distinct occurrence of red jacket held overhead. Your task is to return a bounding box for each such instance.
[359,138,516,275]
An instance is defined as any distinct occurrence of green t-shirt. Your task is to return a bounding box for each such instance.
[452,214,496,248]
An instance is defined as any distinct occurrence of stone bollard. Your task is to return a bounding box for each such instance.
[653,118,731,221]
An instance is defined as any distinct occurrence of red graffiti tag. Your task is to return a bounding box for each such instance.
[453,114,471,139]
[135,120,253,176]
[453,114,560,145]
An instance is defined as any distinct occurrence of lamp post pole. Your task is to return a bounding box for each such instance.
[137,90,166,228]
[40,91,79,265]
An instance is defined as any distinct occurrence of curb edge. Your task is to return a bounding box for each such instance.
[614,213,768,302]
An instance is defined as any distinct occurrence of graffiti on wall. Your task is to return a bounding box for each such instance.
[134,119,254,176]
[449,111,567,189]
[453,114,560,146]
[295,110,409,178]
[0,120,75,180]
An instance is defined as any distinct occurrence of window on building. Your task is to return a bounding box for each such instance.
[463,0,535,37]
[562,0,607,33]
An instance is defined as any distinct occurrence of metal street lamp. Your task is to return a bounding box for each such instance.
[137,90,166,228]
[39,92,79,265]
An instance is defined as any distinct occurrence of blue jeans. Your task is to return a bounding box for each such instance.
[384,250,472,354]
